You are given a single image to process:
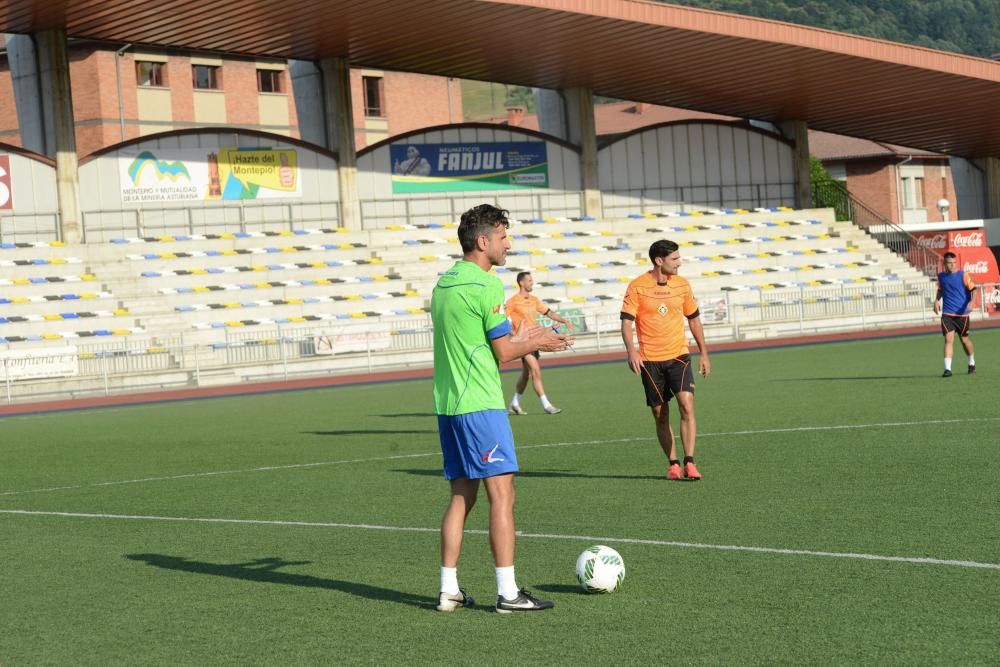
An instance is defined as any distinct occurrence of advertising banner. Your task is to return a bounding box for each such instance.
[119,147,301,204]
[390,141,548,193]
[982,283,1000,318]
[0,346,79,381]
[910,228,1000,286]
[0,154,12,210]
[314,331,392,355]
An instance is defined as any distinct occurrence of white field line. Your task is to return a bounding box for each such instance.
[1,508,997,571]
[2,416,999,498]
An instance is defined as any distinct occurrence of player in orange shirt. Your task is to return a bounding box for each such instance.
[621,240,711,480]
[505,271,576,415]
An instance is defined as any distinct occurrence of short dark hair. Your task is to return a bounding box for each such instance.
[516,271,531,285]
[458,204,510,252]
[649,239,679,263]
[943,251,957,260]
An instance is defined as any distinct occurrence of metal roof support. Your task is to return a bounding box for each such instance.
[534,88,568,141]
[4,34,51,156]
[35,28,81,243]
[781,119,813,210]
[985,157,1000,219]
[318,57,360,230]
[563,87,602,218]
[288,60,328,148]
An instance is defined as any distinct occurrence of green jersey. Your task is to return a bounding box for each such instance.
[432,260,512,416]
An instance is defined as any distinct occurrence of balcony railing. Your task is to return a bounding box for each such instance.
[812,179,942,278]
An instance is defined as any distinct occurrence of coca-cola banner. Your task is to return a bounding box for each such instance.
[949,230,986,249]
[982,283,1000,318]
[957,246,1000,285]
[913,232,948,251]
[910,228,1000,285]
[913,229,987,252]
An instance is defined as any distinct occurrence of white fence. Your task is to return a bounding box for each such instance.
[4,282,998,406]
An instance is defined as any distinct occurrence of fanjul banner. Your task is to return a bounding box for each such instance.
[119,147,301,204]
[390,141,548,193]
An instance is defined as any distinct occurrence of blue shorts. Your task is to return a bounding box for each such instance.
[437,409,519,480]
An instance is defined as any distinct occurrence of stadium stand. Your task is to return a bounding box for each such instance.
[0,207,939,399]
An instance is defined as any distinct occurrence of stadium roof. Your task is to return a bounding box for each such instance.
[2,0,999,157]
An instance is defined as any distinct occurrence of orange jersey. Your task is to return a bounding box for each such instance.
[621,271,699,361]
[505,293,549,329]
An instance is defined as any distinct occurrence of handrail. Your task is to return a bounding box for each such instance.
[812,179,942,279]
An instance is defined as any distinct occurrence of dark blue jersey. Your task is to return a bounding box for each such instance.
[937,269,974,315]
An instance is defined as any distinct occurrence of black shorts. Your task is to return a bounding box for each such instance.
[640,355,695,407]
[940,315,971,337]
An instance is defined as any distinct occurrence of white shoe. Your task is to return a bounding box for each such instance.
[436,589,474,612]
[543,405,562,414]
[508,403,527,415]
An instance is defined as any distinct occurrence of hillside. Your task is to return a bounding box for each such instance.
[660,0,999,58]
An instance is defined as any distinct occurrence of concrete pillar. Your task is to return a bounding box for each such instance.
[781,119,813,209]
[317,57,360,230]
[533,88,568,140]
[563,88,602,217]
[288,60,328,147]
[985,157,1000,219]
[534,87,601,216]
[5,34,52,155]
[35,29,82,244]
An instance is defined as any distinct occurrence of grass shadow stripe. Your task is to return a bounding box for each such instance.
[3,416,999,498]
[2,509,997,572]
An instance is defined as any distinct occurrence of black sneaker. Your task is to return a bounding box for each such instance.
[436,589,474,612]
[942,369,953,378]
[495,588,555,614]
[968,365,976,375]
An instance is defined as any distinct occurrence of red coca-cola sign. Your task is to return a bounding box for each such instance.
[964,260,990,275]
[950,230,985,248]
[915,233,947,250]
[949,246,1000,292]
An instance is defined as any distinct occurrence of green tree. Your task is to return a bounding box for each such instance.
[809,156,850,222]
[657,0,999,57]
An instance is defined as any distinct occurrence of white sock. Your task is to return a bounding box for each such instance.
[511,392,522,406]
[496,565,519,600]
[968,355,975,366]
[440,566,459,595]
[540,394,553,409]
[944,358,952,371]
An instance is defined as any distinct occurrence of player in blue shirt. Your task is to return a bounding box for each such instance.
[934,252,977,377]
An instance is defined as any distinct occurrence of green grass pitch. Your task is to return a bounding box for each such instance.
[1,330,998,664]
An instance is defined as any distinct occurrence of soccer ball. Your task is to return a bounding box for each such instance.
[575,545,625,593]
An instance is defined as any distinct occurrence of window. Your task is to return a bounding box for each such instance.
[902,176,924,209]
[257,69,283,93]
[363,76,384,117]
[136,61,165,87]
[193,65,220,90]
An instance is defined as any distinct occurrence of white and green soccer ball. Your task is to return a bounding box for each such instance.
[575,545,625,593]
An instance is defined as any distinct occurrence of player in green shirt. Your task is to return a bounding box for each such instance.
[432,204,572,614]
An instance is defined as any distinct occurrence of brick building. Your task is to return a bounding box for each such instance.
[0,40,461,156]
[809,131,957,224]
[0,39,961,225]
[488,100,961,225]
